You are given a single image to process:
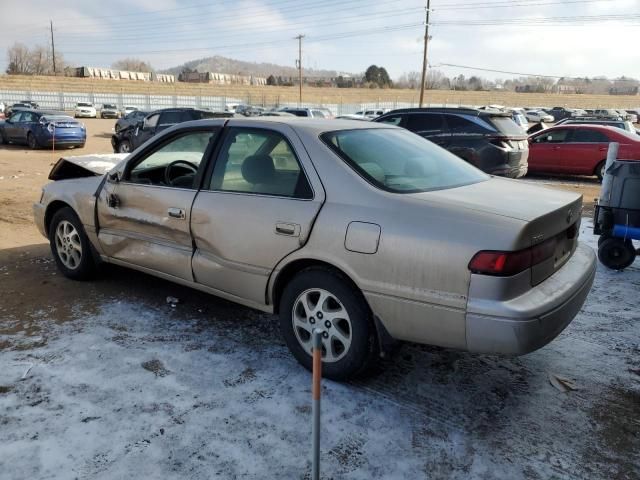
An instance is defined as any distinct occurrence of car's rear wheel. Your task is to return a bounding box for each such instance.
[279,267,377,380]
[27,132,38,149]
[598,237,636,270]
[118,139,132,153]
[49,207,96,280]
[596,161,606,182]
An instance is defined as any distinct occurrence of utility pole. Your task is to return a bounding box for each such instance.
[418,0,431,107]
[295,34,304,105]
[50,20,57,75]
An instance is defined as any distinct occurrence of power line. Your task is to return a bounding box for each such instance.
[59,22,424,56]
[54,6,420,46]
[435,62,640,82]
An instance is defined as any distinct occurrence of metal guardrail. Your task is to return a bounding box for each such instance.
[0,88,465,115]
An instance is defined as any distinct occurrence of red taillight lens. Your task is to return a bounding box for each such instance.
[469,238,557,276]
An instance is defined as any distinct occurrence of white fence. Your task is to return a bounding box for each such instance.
[0,88,436,116]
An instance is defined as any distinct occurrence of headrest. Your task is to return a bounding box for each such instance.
[241,154,275,184]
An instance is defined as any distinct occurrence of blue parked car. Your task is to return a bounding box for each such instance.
[0,110,86,149]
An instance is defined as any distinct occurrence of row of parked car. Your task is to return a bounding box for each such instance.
[108,105,640,182]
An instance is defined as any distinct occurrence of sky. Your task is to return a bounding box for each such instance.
[0,0,638,81]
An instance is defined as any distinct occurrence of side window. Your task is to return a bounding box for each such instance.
[127,130,216,187]
[571,129,609,143]
[158,111,182,127]
[144,113,159,129]
[378,115,403,126]
[210,128,312,199]
[10,112,24,122]
[23,112,37,122]
[445,115,487,134]
[312,110,325,118]
[407,113,445,133]
[534,129,570,143]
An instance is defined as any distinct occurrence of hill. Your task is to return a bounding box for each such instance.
[161,55,346,79]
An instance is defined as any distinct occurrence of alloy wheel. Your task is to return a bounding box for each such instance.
[55,220,83,269]
[292,288,353,363]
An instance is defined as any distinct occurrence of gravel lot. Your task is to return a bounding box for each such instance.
[0,119,638,479]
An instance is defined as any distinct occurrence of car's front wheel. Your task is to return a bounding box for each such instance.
[49,207,96,280]
[279,267,377,380]
[118,139,132,153]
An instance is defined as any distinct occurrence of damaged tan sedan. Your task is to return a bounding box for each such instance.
[34,118,596,379]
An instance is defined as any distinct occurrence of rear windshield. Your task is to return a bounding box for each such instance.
[484,116,524,136]
[321,128,487,193]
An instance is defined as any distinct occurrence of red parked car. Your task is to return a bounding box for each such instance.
[528,124,640,181]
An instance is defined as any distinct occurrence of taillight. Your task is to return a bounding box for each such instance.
[469,237,557,276]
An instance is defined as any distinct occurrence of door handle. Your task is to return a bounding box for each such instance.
[553,146,561,150]
[275,222,300,236]
[167,207,186,219]
[107,193,120,208]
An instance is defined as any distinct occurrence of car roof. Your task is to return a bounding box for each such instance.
[173,117,396,135]
[381,107,511,117]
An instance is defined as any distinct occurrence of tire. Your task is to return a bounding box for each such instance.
[48,207,96,280]
[596,161,606,182]
[0,130,5,144]
[118,139,132,154]
[279,267,377,380]
[27,132,38,150]
[598,234,611,247]
[598,237,636,270]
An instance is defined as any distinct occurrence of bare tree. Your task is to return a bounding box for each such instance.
[112,58,154,72]
[6,43,31,74]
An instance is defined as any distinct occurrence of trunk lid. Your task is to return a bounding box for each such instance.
[410,177,583,285]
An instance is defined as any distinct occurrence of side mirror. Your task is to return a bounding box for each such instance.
[107,170,120,183]
[546,135,553,142]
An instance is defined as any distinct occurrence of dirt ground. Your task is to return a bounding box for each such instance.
[1,120,637,479]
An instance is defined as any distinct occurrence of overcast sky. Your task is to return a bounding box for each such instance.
[0,0,638,80]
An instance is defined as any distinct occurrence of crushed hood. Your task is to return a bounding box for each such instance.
[48,154,128,180]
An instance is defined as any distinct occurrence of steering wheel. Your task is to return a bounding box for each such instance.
[164,160,198,186]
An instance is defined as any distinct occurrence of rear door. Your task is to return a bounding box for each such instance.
[97,126,222,280]
[562,128,610,174]
[529,128,571,173]
[190,120,325,307]
[406,113,450,147]
[17,111,38,143]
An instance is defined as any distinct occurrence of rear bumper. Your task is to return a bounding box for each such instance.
[482,148,529,179]
[465,242,596,355]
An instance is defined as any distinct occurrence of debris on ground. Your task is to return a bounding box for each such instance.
[166,296,180,307]
[548,372,579,393]
[141,359,170,377]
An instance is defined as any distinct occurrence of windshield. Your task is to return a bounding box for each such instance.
[78,103,92,107]
[104,104,116,109]
[321,128,488,193]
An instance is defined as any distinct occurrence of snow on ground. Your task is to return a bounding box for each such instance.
[0,221,638,479]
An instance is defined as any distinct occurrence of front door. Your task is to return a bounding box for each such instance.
[97,127,220,280]
[190,122,325,307]
[529,128,571,173]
